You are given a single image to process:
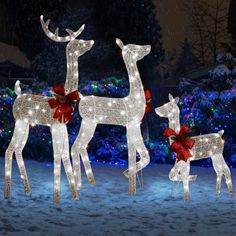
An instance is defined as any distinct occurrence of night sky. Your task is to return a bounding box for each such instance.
[154,0,230,50]
[66,0,231,50]
[0,0,231,63]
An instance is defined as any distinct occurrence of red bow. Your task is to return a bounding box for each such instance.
[48,84,80,123]
[164,124,195,162]
[145,89,152,113]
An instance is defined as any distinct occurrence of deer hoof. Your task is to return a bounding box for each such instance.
[184,193,190,202]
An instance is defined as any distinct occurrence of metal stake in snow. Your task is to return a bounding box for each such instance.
[155,94,234,201]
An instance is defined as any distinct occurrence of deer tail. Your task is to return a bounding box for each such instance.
[14,80,21,96]
[218,130,224,137]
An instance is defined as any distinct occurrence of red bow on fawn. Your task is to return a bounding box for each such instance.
[48,84,80,123]
[164,124,195,162]
[145,89,152,113]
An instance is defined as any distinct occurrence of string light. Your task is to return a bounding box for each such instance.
[4,15,94,205]
[155,94,234,201]
[71,38,151,195]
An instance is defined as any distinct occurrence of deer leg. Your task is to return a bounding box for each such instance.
[5,123,19,198]
[71,119,96,189]
[183,179,190,201]
[62,154,78,200]
[212,155,222,193]
[216,174,223,194]
[51,123,78,205]
[51,124,62,205]
[169,164,181,181]
[5,143,14,198]
[174,160,190,200]
[221,156,233,195]
[53,154,61,205]
[223,167,234,195]
[71,147,82,190]
[7,120,31,196]
[126,123,137,195]
[213,154,234,195]
[169,164,197,183]
[123,124,149,178]
[60,124,78,200]
[212,154,232,194]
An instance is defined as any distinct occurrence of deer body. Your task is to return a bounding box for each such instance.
[5,15,94,204]
[13,94,53,125]
[155,94,233,200]
[79,95,145,126]
[71,39,150,195]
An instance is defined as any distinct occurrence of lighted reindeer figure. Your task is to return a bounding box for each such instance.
[71,39,151,195]
[5,15,94,204]
[155,94,233,200]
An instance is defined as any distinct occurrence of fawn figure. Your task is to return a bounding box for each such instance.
[155,94,233,200]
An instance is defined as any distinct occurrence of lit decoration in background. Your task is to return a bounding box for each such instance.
[155,94,234,201]
[71,39,151,195]
[5,15,94,205]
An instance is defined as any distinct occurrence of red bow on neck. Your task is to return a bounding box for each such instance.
[164,124,195,162]
[145,89,152,113]
[48,84,80,123]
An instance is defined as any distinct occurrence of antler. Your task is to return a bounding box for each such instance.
[40,15,85,42]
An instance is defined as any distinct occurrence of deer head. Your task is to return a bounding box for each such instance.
[116,38,151,61]
[40,15,94,57]
[155,94,179,118]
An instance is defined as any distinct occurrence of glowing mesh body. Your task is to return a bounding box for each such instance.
[5,15,94,204]
[71,39,151,195]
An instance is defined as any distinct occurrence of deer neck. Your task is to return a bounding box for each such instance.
[124,58,145,99]
[168,112,180,144]
[64,52,79,94]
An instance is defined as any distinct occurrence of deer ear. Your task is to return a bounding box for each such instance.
[168,94,174,101]
[174,97,179,104]
[116,38,124,49]
[77,24,85,35]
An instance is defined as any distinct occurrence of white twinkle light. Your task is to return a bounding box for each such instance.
[155,94,234,201]
[71,38,151,195]
[4,15,94,205]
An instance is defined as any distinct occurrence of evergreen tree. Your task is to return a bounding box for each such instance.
[228,0,236,54]
[93,0,164,86]
[2,0,68,58]
[175,39,200,76]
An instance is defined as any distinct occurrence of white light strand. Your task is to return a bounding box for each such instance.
[5,15,94,205]
[155,94,234,201]
[71,38,151,195]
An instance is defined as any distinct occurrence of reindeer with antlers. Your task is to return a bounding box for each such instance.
[155,94,233,200]
[5,15,94,204]
[71,39,151,195]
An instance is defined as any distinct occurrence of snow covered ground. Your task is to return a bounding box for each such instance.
[0,158,236,236]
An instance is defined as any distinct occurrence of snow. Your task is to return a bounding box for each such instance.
[209,64,231,78]
[0,158,236,236]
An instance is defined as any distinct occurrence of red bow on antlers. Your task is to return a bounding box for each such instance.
[164,124,195,162]
[48,84,80,123]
